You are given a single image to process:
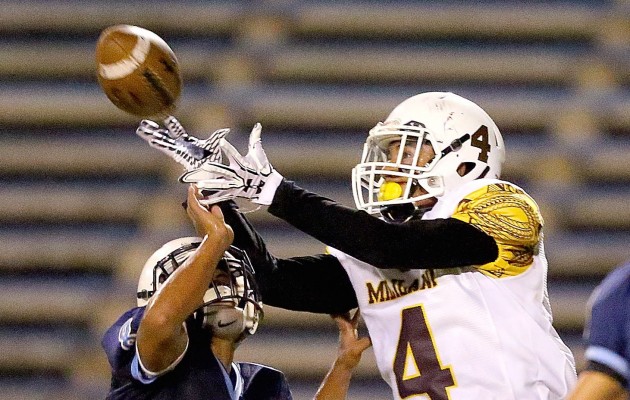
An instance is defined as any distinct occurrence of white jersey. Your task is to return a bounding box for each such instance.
[329,179,576,400]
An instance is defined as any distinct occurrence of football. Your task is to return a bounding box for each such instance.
[96,24,182,118]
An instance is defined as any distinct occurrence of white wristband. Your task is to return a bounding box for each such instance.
[253,170,283,205]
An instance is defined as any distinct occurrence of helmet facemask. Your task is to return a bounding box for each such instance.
[197,247,263,342]
[352,120,445,222]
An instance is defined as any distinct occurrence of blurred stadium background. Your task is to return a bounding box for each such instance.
[0,0,628,399]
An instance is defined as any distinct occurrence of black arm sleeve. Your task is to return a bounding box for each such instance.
[267,180,498,269]
[218,201,357,314]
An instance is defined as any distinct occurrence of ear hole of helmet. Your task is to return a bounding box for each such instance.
[457,162,492,180]
[457,162,476,177]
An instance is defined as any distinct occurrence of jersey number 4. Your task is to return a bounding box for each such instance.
[393,305,456,399]
[471,125,491,163]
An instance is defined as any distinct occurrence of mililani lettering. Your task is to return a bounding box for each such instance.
[366,270,437,304]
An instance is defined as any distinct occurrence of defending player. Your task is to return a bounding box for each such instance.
[567,260,630,400]
[137,92,577,399]
[102,185,291,399]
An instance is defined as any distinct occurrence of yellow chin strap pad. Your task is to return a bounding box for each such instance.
[378,181,403,201]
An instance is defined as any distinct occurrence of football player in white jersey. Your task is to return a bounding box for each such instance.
[137,92,577,399]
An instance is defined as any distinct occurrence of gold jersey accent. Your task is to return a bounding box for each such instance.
[451,183,543,278]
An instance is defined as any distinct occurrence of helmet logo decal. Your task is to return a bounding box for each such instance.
[118,317,137,351]
[218,319,237,328]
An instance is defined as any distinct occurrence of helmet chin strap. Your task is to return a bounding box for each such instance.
[380,203,416,223]
[380,202,433,223]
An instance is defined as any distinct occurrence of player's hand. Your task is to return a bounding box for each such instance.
[136,116,230,170]
[180,123,283,206]
[332,310,372,370]
[185,184,234,249]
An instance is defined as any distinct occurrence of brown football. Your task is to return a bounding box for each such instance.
[96,24,182,118]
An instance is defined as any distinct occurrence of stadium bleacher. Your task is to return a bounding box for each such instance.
[0,1,628,399]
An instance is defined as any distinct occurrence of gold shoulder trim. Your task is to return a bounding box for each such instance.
[452,183,543,277]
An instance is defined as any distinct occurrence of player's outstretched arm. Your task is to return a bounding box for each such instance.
[314,310,371,400]
[137,185,234,373]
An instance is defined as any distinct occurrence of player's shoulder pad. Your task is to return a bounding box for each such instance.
[238,361,285,374]
[591,262,630,307]
[237,361,289,384]
[114,307,145,351]
[452,180,543,248]
[458,181,542,221]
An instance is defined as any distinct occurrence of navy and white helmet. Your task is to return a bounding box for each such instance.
[352,92,505,220]
[136,237,263,340]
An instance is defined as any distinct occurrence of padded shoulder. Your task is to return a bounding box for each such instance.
[452,183,543,277]
[453,183,542,246]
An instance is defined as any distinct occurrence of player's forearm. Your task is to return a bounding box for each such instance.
[145,234,225,326]
[314,360,354,400]
[268,179,497,269]
[260,255,358,313]
[567,370,627,400]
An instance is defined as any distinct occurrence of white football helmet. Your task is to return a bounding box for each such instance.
[136,237,263,340]
[352,92,505,221]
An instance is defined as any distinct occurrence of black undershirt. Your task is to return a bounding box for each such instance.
[219,179,498,314]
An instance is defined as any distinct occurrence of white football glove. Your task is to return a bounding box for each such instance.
[180,123,283,205]
[136,116,230,170]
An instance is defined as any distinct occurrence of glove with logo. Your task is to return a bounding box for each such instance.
[180,123,283,206]
[136,116,230,170]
